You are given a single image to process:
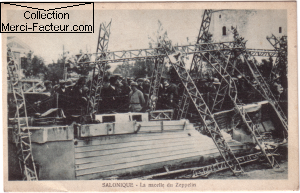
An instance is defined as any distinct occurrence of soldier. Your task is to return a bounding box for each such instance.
[129,82,145,112]
[99,76,117,113]
[143,78,151,109]
[160,78,178,109]
[136,78,145,93]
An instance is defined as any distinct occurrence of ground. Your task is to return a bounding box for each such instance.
[208,160,288,179]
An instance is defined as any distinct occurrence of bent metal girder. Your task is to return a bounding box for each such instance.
[240,50,288,132]
[205,39,288,133]
[138,152,262,179]
[74,41,244,65]
[266,34,287,81]
[166,53,244,176]
[190,9,213,73]
[179,9,213,120]
[86,21,111,115]
[196,9,213,44]
[211,54,231,113]
[148,56,165,110]
[7,48,38,181]
[248,49,278,57]
[198,51,280,168]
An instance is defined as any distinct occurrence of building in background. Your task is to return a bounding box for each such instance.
[7,36,33,78]
[210,10,287,49]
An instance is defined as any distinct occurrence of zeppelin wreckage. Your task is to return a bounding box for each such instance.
[7,9,288,180]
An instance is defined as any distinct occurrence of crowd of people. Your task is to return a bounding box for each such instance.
[39,70,284,117]
[42,75,180,115]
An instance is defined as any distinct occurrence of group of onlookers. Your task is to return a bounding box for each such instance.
[40,71,286,116]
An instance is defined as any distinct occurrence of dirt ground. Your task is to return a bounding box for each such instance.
[208,160,288,179]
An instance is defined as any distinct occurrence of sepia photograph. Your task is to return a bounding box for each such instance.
[2,2,298,192]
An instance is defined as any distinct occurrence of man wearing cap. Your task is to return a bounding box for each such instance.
[129,82,145,112]
[136,78,145,93]
[160,78,178,109]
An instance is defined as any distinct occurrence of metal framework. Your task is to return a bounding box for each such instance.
[86,21,112,115]
[166,52,244,176]
[248,49,278,57]
[267,34,287,82]
[7,48,38,181]
[206,28,287,133]
[149,109,173,120]
[148,57,165,110]
[179,9,213,120]
[240,50,288,132]
[190,9,213,72]
[74,42,244,65]
[178,152,262,179]
[210,44,288,134]
[199,51,280,168]
[210,54,232,112]
[138,152,262,179]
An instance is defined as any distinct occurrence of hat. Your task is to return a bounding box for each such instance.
[131,82,138,86]
[109,76,117,84]
[137,78,144,82]
[44,80,52,85]
[59,80,66,84]
[213,78,221,84]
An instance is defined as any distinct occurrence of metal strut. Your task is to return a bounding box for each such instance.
[7,48,38,181]
[200,51,280,168]
[200,32,288,134]
[211,54,231,113]
[178,152,262,179]
[266,35,287,82]
[138,152,262,179]
[240,50,288,132]
[232,28,287,132]
[178,9,213,120]
[148,56,165,111]
[86,21,112,115]
[166,52,243,176]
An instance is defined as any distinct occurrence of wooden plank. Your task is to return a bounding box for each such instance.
[75,145,218,167]
[76,153,218,180]
[75,136,200,158]
[75,130,203,153]
[75,148,221,176]
[75,129,200,147]
[75,145,217,171]
[75,134,201,153]
[75,141,216,164]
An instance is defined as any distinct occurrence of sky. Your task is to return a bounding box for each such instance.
[7,9,287,71]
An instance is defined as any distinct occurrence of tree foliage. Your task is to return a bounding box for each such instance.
[113,60,154,78]
[21,55,48,78]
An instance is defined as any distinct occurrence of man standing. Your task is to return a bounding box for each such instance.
[129,82,145,112]
[160,78,178,109]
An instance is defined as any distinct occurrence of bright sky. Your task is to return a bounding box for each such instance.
[10,10,202,66]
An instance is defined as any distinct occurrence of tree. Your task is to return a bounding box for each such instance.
[67,50,111,77]
[21,55,48,78]
[68,53,93,76]
[131,60,155,78]
[44,62,64,82]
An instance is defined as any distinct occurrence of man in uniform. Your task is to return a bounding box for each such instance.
[160,78,178,109]
[129,82,145,112]
[136,78,145,93]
